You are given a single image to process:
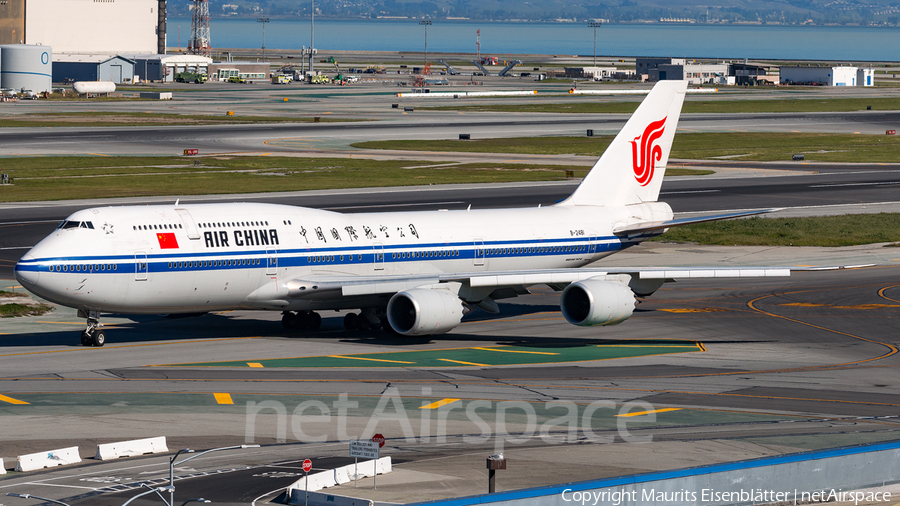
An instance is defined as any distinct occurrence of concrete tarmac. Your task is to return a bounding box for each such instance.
[2,244,900,504]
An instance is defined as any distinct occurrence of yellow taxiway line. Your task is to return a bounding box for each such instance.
[214,393,234,405]
[0,394,30,405]
[419,398,461,410]
[437,359,488,367]
[616,408,681,417]
[327,355,415,364]
[471,347,558,355]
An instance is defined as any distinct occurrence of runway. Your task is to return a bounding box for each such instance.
[2,110,900,156]
[3,164,900,278]
[3,84,900,505]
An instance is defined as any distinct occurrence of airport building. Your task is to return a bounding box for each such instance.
[52,54,136,84]
[208,62,270,82]
[779,65,874,86]
[564,66,620,80]
[0,0,158,54]
[127,54,213,83]
[637,57,728,85]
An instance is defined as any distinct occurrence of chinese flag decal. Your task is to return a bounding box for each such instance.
[157,232,179,249]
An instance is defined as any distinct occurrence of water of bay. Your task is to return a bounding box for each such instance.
[167,17,900,62]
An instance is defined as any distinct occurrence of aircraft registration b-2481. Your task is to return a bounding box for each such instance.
[16,81,790,347]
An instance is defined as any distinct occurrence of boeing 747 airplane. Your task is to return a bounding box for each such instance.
[15,81,786,346]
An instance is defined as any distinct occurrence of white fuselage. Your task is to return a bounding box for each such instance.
[15,201,672,314]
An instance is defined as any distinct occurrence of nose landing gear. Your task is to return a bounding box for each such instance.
[78,309,106,347]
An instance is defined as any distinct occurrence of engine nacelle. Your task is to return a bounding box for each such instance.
[560,279,635,326]
[387,288,465,336]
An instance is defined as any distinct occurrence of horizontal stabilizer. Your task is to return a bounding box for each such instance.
[614,209,776,235]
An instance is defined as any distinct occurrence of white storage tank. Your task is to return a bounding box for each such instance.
[0,45,52,93]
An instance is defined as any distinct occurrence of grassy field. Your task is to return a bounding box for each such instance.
[651,214,900,247]
[0,155,598,202]
[421,96,900,114]
[0,303,53,317]
[0,112,356,128]
[353,132,900,163]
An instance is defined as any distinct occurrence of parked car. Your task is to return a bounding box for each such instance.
[22,90,38,100]
[228,76,247,84]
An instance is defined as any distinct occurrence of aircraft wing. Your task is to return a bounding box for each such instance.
[283,264,867,299]
[614,209,776,235]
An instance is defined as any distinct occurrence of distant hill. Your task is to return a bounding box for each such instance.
[167,0,900,27]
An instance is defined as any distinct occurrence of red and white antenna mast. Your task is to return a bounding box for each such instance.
[476,29,481,60]
[188,0,211,57]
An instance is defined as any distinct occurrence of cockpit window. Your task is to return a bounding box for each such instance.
[58,220,94,230]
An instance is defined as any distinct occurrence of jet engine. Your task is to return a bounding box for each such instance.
[387,288,466,336]
[560,279,635,326]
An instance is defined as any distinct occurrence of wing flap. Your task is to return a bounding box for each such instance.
[636,268,791,279]
[282,265,816,298]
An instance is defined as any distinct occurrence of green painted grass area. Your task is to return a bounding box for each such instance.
[353,132,900,163]
[0,303,53,318]
[173,340,703,369]
[0,111,357,128]
[652,214,900,247]
[420,96,900,114]
[0,156,589,202]
[0,392,801,436]
[741,432,900,451]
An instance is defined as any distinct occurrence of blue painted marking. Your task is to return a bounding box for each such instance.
[17,235,623,274]
[0,70,52,78]
[406,440,900,506]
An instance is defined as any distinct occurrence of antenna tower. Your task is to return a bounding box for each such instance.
[476,29,481,60]
[188,0,211,57]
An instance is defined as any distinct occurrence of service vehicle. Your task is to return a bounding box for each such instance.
[174,72,208,84]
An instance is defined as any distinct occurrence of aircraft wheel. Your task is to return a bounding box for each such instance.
[80,331,92,346]
[343,312,358,330]
[294,311,310,330]
[354,314,370,331]
[91,329,106,347]
[307,312,322,330]
[282,312,297,330]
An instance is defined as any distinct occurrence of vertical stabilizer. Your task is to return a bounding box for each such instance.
[557,80,687,207]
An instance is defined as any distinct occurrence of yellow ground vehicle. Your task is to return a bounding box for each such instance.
[271,74,292,84]
[307,74,330,84]
[175,72,208,84]
[228,76,247,84]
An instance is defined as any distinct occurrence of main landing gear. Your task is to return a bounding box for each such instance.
[343,309,393,333]
[77,309,106,347]
[281,311,322,331]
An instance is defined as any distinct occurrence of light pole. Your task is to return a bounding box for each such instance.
[257,17,270,59]
[588,21,602,67]
[419,19,432,72]
[6,493,71,506]
[169,445,259,506]
[309,0,315,73]
[121,484,174,506]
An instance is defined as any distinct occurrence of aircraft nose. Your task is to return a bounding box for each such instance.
[14,254,40,289]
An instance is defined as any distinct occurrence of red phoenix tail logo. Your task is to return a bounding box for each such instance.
[630,116,667,187]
